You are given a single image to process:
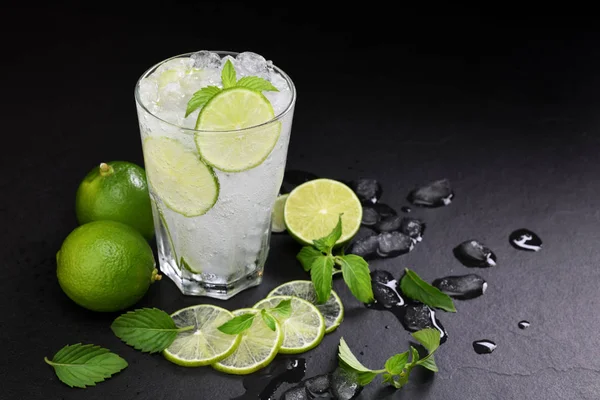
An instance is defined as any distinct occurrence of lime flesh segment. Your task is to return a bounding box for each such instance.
[195,87,281,172]
[271,194,289,233]
[212,309,283,375]
[143,137,219,217]
[268,281,344,334]
[163,305,241,367]
[253,296,325,354]
[284,179,362,246]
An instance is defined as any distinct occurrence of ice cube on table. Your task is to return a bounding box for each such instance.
[453,240,497,268]
[191,50,221,69]
[330,367,363,400]
[349,178,382,204]
[304,374,331,396]
[407,178,454,207]
[280,386,309,400]
[432,274,487,300]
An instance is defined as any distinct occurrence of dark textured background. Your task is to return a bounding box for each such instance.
[3,6,600,399]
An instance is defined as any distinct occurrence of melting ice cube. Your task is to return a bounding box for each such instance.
[453,240,497,268]
[190,50,221,69]
[407,179,454,207]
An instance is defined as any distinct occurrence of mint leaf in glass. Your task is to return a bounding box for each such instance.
[185,86,221,117]
[44,344,127,388]
[400,268,456,312]
[236,76,279,92]
[221,59,237,88]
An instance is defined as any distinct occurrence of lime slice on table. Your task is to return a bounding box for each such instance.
[271,194,289,233]
[253,296,325,354]
[143,137,219,217]
[268,281,344,334]
[212,308,283,375]
[284,179,362,246]
[195,87,281,172]
[163,305,241,367]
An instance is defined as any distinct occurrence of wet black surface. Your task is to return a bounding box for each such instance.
[4,6,600,400]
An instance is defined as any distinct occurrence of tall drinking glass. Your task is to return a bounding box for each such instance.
[134,51,296,299]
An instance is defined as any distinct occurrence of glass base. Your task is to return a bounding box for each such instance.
[159,256,264,299]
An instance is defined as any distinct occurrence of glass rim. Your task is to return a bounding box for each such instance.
[134,50,296,133]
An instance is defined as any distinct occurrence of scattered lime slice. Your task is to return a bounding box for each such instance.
[212,309,283,375]
[163,305,241,367]
[195,87,281,172]
[253,296,325,354]
[268,281,344,334]
[271,194,289,233]
[284,178,362,246]
[143,137,219,217]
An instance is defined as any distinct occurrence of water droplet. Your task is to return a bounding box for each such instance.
[432,274,487,300]
[453,240,497,268]
[384,325,389,330]
[359,351,365,355]
[509,229,542,252]
[473,340,496,354]
[518,320,531,329]
[401,206,412,213]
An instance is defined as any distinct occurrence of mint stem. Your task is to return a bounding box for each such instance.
[177,325,196,333]
[43,357,54,366]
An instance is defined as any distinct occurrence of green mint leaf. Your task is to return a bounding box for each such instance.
[44,344,128,388]
[400,268,456,312]
[394,372,410,389]
[310,255,334,304]
[410,346,421,364]
[111,308,189,353]
[338,337,374,373]
[270,299,292,318]
[418,354,439,372]
[185,86,221,117]
[261,310,277,331]
[384,351,409,375]
[411,328,441,353]
[236,76,279,92]
[297,246,323,272]
[338,254,374,303]
[312,214,343,253]
[221,59,237,88]
[382,373,394,384]
[356,371,379,386]
[217,313,255,335]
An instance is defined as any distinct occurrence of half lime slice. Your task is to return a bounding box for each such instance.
[253,296,325,354]
[143,137,219,217]
[195,87,281,172]
[271,194,289,233]
[212,308,283,375]
[284,179,362,246]
[163,305,241,367]
[268,280,344,333]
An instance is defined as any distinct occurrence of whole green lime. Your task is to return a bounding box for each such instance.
[76,161,154,240]
[56,220,160,312]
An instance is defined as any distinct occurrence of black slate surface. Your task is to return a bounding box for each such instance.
[3,6,600,400]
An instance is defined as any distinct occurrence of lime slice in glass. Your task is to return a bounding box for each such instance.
[195,87,281,172]
[268,280,344,334]
[271,194,289,233]
[253,296,325,354]
[163,305,241,367]
[284,178,362,246]
[143,137,219,217]
[212,309,283,375]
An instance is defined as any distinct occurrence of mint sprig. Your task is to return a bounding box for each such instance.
[44,344,128,388]
[400,268,456,312]
[111,308,195,353]
[217,299,291,335]
[185,59,279,117]
[296,215,374,304]
[338,328,441,390]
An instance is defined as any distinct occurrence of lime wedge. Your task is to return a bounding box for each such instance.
[195,87,281,172]
[212,308,283,375]
[163,305,241,367]
[268,281,344,333]
[284,179,362,246]
[143,137,219,217]
[253,296,325,354]
[271,194,289,233]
